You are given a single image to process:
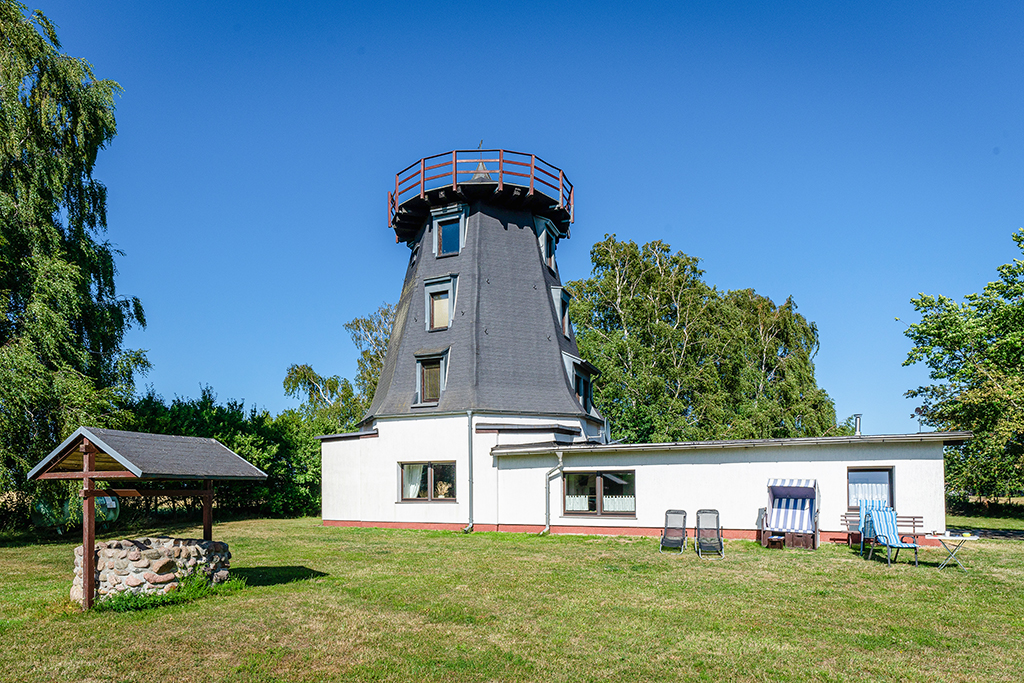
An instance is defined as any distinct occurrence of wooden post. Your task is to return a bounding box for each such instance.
[203,480,213,541]
[81,439,96,611]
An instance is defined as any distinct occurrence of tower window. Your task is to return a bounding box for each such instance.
[438,219,460,255]
[430,203,467,257]
[421,359,441,402]
[430,291,449,329]
[560,292,571,337]
[574,372,592,412]
[424,275,457,332]
[414,349,448,406]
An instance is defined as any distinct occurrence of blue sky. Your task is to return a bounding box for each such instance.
[40,1,1023,435]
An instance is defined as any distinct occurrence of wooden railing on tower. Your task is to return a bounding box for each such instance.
[388,149,574,230]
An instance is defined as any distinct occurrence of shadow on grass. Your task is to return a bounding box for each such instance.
[232,566,327,587]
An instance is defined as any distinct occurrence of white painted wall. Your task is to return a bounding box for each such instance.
[323,415,947,534]
[496,441,946,533]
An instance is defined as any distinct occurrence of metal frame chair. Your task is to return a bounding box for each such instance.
[695,509,724,559]
[865,507,919,567]
[659,509,687,553]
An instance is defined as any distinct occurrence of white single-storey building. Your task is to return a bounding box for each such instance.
[321,149,967,544]
[321,414,966,541]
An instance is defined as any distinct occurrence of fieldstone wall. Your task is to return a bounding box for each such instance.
[72,537,230,604]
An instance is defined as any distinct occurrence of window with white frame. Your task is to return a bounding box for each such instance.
[848,468,893,508]
[424,275,457,331]
[414,350,448,405]
[430,204,468,257]
[564,471,635,515]
[400,462,456,501]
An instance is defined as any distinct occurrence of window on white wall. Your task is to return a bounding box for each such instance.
[848,468,893,508]
[564,471,635,515]
[401,462,456,501]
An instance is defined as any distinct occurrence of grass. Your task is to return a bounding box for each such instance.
[946,515,1024,532]
[2,518,1023,682]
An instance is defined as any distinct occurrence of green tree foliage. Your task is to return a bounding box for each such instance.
[569,235,843,443]
[343,301,396,403]
[904,229,1024,498]
[0,2,146,519]
[130,388,320,517]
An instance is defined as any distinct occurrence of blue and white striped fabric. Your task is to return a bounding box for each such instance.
[767,478,816,488]
[858,499,890,534]
[869,508,917,549]
[766,497,814,533]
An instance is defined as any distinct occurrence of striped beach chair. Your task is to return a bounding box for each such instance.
[857,499,890,556]
[760,479,819,549]
[865,507,919,567]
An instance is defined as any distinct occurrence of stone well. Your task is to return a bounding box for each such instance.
[71,536,230,604]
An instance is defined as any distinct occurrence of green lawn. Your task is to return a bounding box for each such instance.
[2,518,1023,682]
[947,514,1024,532]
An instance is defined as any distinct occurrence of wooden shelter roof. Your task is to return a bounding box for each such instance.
[27,427,267,481]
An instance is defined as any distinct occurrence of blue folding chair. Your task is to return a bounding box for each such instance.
[865,507,919,567]
[858,499,890,556]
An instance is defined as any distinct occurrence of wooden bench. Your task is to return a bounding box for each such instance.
[840,512,925,547]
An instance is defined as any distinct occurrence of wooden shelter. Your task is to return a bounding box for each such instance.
[28,426,267,609]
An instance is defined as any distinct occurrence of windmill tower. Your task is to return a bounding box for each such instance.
[321,149,605,531]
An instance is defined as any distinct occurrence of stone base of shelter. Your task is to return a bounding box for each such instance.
[72,537,230,604]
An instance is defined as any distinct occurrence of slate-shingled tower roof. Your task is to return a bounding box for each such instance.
[362,149,602,428]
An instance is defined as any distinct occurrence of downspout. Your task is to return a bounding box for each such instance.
[541,450,564,535]
[462,410,474,533]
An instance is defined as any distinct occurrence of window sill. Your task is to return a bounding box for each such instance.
[561,514,637,519]
[436,252,459,259]
[428,326,449,333]
[398,499,458,503]
[411,401,439,408]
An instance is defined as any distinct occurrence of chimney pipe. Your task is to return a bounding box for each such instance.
[854,414,862,436]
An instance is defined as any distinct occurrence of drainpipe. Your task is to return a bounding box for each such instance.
[462,410,474,533]
[541,450,564,535]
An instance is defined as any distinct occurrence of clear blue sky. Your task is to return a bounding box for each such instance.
[39,1,1023,435]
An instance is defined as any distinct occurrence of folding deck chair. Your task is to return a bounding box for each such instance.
[865,507,919,567]
[760,479,820,549]
[659,509,687,553]
[857,499,890,556]
[695,509,724,559]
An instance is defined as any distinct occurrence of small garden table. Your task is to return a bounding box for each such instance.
[926,533,979,571]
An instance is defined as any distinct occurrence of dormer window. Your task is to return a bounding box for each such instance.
[574,371,592,413]
[535,216,558,271]
[430,291,449,329]
[424,275,457,332]
[560,291,571,337]
[414,349,449,406]
[430,204,468,258]
[438,219,460,255]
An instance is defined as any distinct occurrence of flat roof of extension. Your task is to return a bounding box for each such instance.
[490,431,972,457]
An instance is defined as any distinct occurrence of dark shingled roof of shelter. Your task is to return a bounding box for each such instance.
[28,427,268,481]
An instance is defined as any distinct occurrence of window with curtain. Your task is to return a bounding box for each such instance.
[564,471,635,515]
[401,462,456,501]
[848,468,893,508]
[430,291,449,329]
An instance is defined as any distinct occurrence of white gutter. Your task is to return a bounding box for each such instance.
[540,450,564,536]
[462,410,474,533]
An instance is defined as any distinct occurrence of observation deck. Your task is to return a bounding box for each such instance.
[388,149,574,242]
